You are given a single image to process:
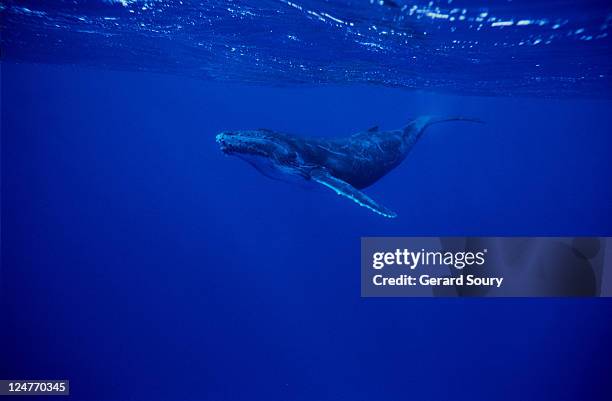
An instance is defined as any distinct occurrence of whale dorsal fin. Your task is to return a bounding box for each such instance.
[310,169,397,218]
[351,126,378,137]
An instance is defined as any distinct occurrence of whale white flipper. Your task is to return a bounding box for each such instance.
[311,169,397,218]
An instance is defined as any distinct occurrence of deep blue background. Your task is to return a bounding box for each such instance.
[2,63,612,400]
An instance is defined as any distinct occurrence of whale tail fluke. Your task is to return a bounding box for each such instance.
[403,115,483,146]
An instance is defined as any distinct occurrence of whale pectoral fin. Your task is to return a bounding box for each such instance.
[310,170,397,218]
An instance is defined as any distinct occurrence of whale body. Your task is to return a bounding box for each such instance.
[216,116,482,218]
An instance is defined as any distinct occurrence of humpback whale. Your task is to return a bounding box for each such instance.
[216,116,482,218]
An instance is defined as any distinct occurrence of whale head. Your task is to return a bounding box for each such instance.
[216,130,287,158]
[216,129,304,180]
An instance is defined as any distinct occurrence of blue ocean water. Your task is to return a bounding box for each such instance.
[2,1,612,401]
